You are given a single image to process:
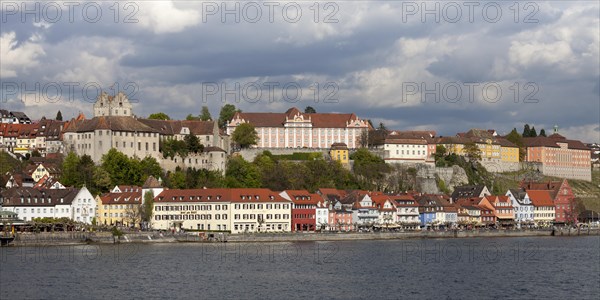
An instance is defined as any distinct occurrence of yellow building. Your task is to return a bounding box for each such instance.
[330,143,349,164]
[498,140,520,162]
[96,189,143,227]
[440,129,518,162]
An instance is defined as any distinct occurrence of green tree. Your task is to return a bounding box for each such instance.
[539,128,547,137]
[127,157,144,186]
[350,148,390,190]
[167,170,186,189]
[93,166,112,194]
[101,149,133,186]
[139,156,162,182]
[218,104,239,129]
[194,169,225,188]
[142,191,154,223]
[434,145,447,166]
[225,156,261,188]
[254,152,277,187]
[31,150,42,157]
[522,124,531,137]
[184,133,203,153]
[160,138,188,158]
[148,112,170,120]
[463,142,482,161]
[304,106,316,113]
[200,106,212,121]
[231,123,258,149]
[61,152,81,187]
[186,114,201,121]
[78,154,95,188]
[506,128,525,161]
[55,110,63,121]
[530,126,537,137]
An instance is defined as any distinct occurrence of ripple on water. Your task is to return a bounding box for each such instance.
[1,236,599,299]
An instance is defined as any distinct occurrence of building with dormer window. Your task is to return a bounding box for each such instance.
[226,107,370,149]
[0,187,95,223]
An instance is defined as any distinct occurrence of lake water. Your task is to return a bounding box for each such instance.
[1,236,599,299]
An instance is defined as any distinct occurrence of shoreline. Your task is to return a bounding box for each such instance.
[4,228,599,247]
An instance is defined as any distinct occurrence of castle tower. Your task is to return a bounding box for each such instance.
[93,91,133,117]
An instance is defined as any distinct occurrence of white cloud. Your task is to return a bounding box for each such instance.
[508,4,599,76]
[135,1,201,34]
[0,32,45,78]
[559,124,600,143]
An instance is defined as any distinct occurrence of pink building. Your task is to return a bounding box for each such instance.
[524,129,591,181]
[226,107,371,149]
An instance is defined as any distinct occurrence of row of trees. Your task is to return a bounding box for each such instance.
[156,149,392,192]
[522,124,547,138]
[159,134,204,159]
[61,150,161,195]
[147,104,240,130]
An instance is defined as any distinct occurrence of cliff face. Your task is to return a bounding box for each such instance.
[416,165,468,194]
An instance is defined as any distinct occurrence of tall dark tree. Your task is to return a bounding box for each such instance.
[78,154,95,187]
[530,126,537,137]
[184,133,202,153]
[55,110,63,121]
[61,152,81,187]
[539,128,547,137]
[218,104,239,129]
[522,124,531,137]
[506,128,525,161]
[200,106,212,121]
[304,106,316,114]
[142,191,155,223]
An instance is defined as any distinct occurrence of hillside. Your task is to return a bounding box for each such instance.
[0,151,21,174]
[495,168,600,212]
[570,170,600,212]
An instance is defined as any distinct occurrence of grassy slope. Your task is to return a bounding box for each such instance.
[572,170,600,212]
[0,151,21,174]
[495,169,600,212]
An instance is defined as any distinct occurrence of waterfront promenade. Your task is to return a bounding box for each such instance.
[6,227,599,247]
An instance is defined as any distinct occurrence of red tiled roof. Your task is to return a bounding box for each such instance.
[282,190,323,205]
[100,191,142,204]
[231,107,365,128]
[155,188,290,203]
[520,180,563,199]
[117,185,142,193]
[138,119,216,136]
[64,116,158,133]
[528,190,555,207]
[523,136,590,150]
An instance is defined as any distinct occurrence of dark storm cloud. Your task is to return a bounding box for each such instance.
[1,1,598,141]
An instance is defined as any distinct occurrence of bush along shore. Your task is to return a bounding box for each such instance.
[5,227,599,247]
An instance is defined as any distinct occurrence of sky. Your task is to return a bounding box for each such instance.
[1,1,599,142]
